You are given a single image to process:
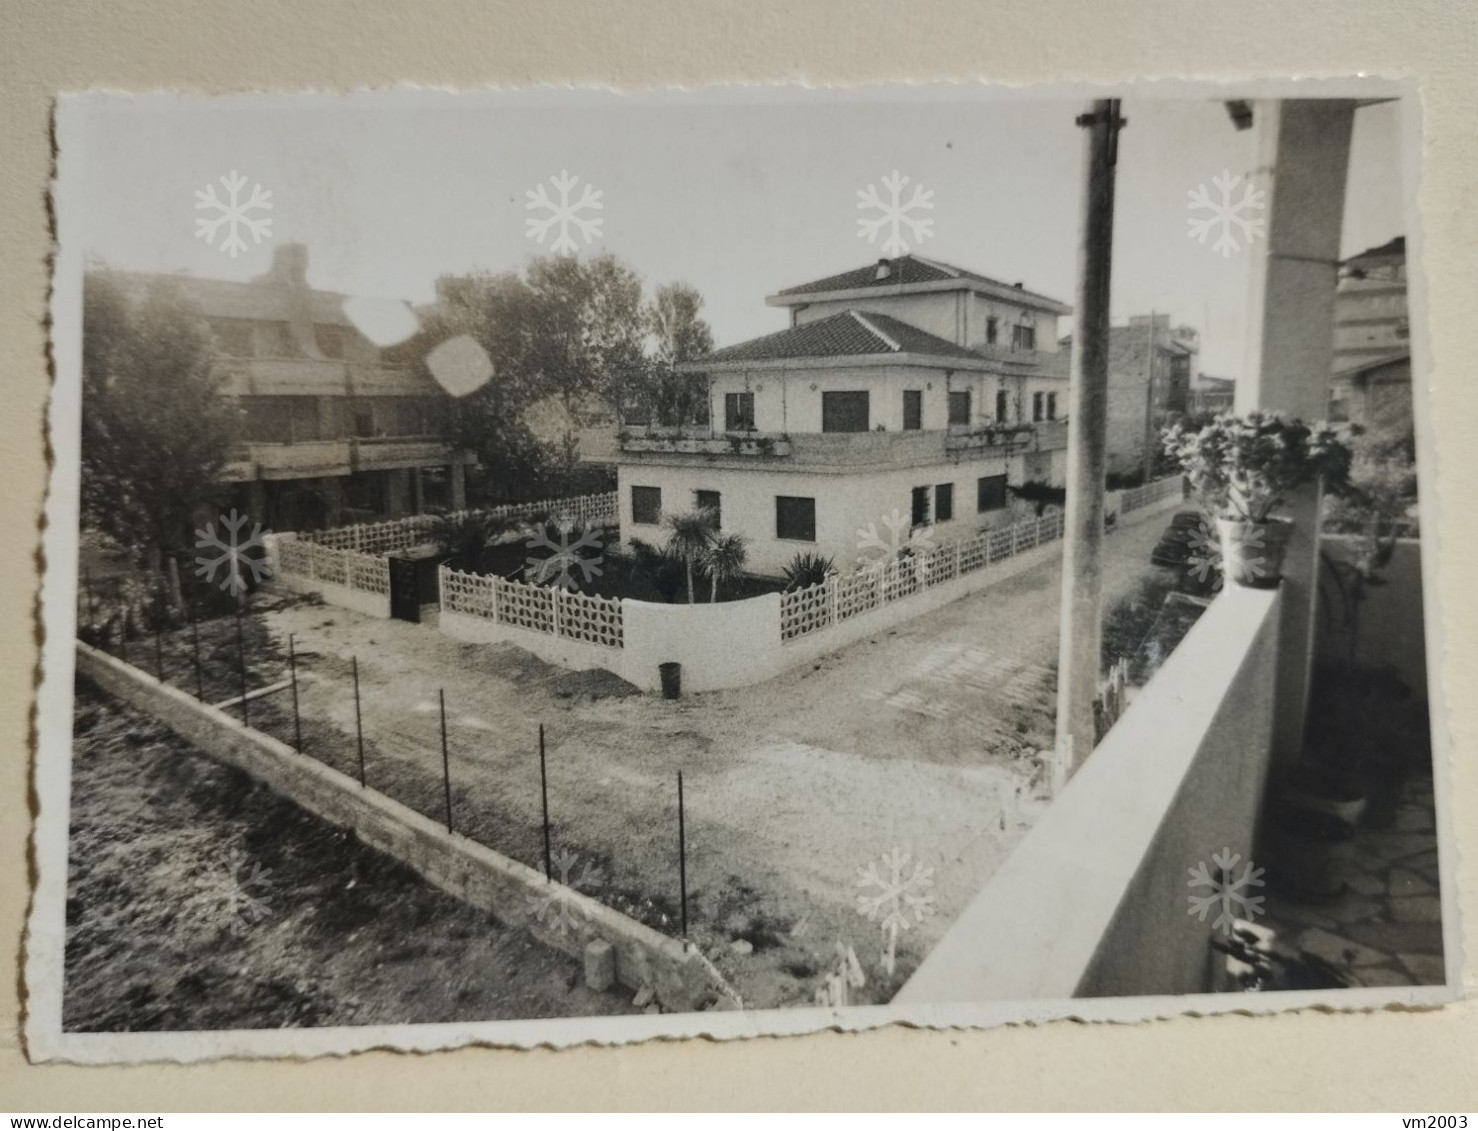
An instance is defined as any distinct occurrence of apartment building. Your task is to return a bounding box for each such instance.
[117,244,476,531]
[614,255,1074,576]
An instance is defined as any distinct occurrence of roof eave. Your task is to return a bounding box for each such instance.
[767,278,1072,315]
[679,351,1003,374]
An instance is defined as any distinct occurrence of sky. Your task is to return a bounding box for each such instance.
[74,86,1405,381]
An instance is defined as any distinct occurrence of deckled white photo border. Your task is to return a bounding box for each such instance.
[25,76,1462,1065]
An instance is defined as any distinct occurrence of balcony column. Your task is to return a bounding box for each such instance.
[449,462,467,511]
[1236,98,1356,778]
[411,467,426,514]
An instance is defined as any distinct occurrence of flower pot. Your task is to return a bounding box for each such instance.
[1269,805,1356,901]
[1285,763,1368,827]
[1217,517,1293,588]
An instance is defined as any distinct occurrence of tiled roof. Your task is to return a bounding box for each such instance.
[773,254,1072,314]
[700,309,988,364]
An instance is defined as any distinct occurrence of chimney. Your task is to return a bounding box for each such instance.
[265,242,310,286]
[259,243,319,358]
[1013,281,1024,289]
[875,258,892,281]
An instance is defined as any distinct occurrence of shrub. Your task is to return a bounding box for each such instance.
[781,551,835,592]
[1162,410,1352,522]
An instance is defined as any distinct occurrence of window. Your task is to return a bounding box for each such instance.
[775,496,816,542]
[353,410,374,438]
[935,483,955,523]
[315,324,345,359]
[986,316,998,346]
[948,390,971,426]
[902,389,923,431]
[1046,392,1058,421]
[696,489,721,529]
[911,485,931,528]
[1013,321,1037,351]
[724,391,755,432]
[821,390,870,432]
[1032,391,1046,422]
[631,485,662,526]
[211,319,255,358]
[261,321,295,357]
[978,474,1008,512]
[996,389,1010,423]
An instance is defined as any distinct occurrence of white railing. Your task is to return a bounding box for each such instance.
[441,567,624,650]
[779,511,1067,643]
[1119,475,1185,515]
[302,492,619,557]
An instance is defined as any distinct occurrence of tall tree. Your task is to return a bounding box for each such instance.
[645,281,714,427]
[80,272,239,585]
[409,254,650,493]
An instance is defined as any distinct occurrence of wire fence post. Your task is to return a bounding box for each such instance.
[353,655,366,788]
[235,606,249,727]
[153,617,164,683]
[288,632,302,754]
[439,688,453,833]
[190,610,204,700]
[678,769,688,939]
[539,724,552,881]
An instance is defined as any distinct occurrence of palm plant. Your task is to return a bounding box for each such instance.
[704,531,749,602]
[663,506,716,604]
[781,551,835,592]
[431,511,511,572]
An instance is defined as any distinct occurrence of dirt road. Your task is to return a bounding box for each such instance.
[251,510,1175,1008]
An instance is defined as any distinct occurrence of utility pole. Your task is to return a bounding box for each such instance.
[1141,309,1157,485]
[1054,98,1125,782]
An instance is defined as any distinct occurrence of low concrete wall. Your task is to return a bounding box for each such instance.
[274,570,391,620]
[438,489,1188,695]
[75,642,707,1011]
[897,585,1281,1003]
[1316,535,1427,700]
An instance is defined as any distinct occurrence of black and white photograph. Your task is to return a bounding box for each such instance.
[27,79,1455,1060]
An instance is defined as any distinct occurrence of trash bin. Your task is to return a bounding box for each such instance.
[659,661,682,700]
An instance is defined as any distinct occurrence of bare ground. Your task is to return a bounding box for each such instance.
[223,512,1177,1008]
[63,681,636,1031]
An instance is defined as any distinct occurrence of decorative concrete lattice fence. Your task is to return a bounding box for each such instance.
[268,535,391,617]
[779,511,1067,643]
[1119,475,1186,515]
[442,568,624,650]
[304,491,620,557]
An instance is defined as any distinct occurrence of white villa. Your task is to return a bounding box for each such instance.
[613,255,1075,576]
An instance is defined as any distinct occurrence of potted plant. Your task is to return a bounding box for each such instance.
[1162,410,1352,588]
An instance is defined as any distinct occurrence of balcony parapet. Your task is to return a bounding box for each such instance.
[897,584,1282,1004]
[617,427,793,459]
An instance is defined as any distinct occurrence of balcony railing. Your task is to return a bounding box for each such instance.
[617,427,792,458]
[897,585,1282,1003]
[221,435,465,481]
[943,422,1039,454]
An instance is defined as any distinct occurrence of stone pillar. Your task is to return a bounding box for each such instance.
[411,467,426,514]
[1237,99,1356,777]
[449,462,467,511]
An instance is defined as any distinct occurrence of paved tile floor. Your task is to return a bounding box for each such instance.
[1261,773,1446,987]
